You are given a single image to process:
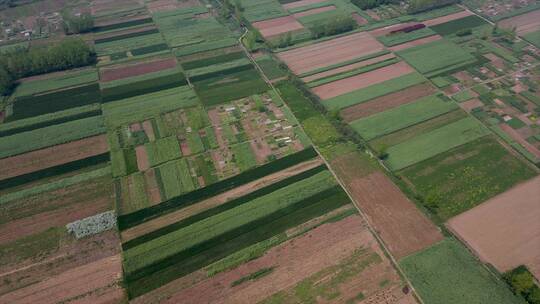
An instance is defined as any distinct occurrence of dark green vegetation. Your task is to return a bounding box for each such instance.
[62,11,94,34]
[400,239,526,304]
[0,39,95,95]
[505,266,540,304]
[430,15,488,36]
[231,267,275,286]
[398,136,536,221]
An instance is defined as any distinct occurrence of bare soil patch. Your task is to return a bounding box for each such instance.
[340,83,436,122]
[313,61,414,100]
[100,57,177,82]
[500,123,540,158]
[499,9,540,35]
[292,5,336,18]
[121,158,324,242]
[142,120,156,141]
[302,53,396,83]
[331,152,443,259]
[252,16,305,38]
[0,135,109,182]
[352,13,369,25]
[135,145,150,171]
[147,0,200,13]
[282,0,327,9]
[144,169,162,205]
[0,254,124,304]
[448,175,540,280]
[150,215,408,304]
[484,53,505,70]
[388,34,442,51]
[277,32,385,75]
[459,98,484,113]
[423,10,473,27]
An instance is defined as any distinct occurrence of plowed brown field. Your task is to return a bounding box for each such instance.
[100,57,177,82]
[499,9,540,35]
[448,175,540,280]
[253,16,304,38]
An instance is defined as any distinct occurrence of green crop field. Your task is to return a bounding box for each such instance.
[351,94,457,140]
[385,117,490,170]
[145,136,182,167]
[237,0,288,22]
[0,116,106,159]
[398,136,536,221]
[255,55,287,80]
[376,27,437,47]
[186,58,251,79]
[95,32,166,56]
[397,40,477,77]
[12,68,98,98]
[400,239,526,304]
[524,29,540,48]
[322,73,426,110]
[232,142,258,171]
[430,15,489,36]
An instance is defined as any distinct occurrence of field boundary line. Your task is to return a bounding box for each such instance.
[235,24,427,304]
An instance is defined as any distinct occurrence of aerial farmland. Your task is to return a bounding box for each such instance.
[0,0,538,303]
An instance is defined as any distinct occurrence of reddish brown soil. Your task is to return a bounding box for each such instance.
[277,32,385,75]
[484,53,505,70]
[147,0,200,13]
[448,175,540,280]
[459,98,484,113]
[0,255,124,304]
[0,135,109,182]
[144,169,162,205]
[388,34,442,52]
[250,139,273,164]
[313,61,414,100]
[252,16,305,38]
[340,83,436,122]
[135,145,150,171]
[499,9,540,35]
[180,140,192,156]
[302,53,396,82]
[121,158,324,242]
[139,215,406,304]
[282,0,327,9]
[142,120,156,141]
[368,22,420,37]
[423,10,473,26]
[500,124,540,158]
[292,5,336,18]
[0,176,113,245]
[100,57,177,82]
[331,153,443,259]
[352,13,369,25]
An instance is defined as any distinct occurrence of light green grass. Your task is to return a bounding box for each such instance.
[385,117,490,170]
[145,136,182,167]
[232,142,258,171]
[13,68,98,97]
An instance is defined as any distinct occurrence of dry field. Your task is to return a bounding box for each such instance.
[100,58,177,82]
[252,16,305,38]
[331,152,443,259]
[499,9,540,35]
[423,10,474,27]
[312,61,414,100]
[147,0,200,13]
[448,175,540,279]
[0,135,108,182]
[340,83,436,122]
[282,0,328,10]
[302,53,396,82]
[292,5,336,18]
[132,215,416,304]
[277,32,385,74]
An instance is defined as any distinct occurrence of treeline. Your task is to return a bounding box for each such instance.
[311,15,356,39]
[408,0,460,14]
[0,38,96,95]
[351,0,397,10]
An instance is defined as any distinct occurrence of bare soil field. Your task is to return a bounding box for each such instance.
[91,0,142,16]
[340,83,436,122]
[0,176,113,245]
[500,124,540,158]
[499,9,540,35]
[135,215,414,304]
[142,120,156,141]
[252,16,305,38]
[120,158,324,242]
[135,145,150,171]
[282,0,327,10]
[277,32,385,75]
[0,135,109,182]
[147,0,200,13]
[448,175,540,279]
[423,10,474,27]
[459,98,484,113]
[292,5,336,18]
[313,61,414,100]
[0,254,124,304]
[100,57,177,82]
[331,152,443,259]
[144,169,162,205]
[368,22,420,37]
[388,34,442,52]
[352,13,369,25]
[302,53,396,83]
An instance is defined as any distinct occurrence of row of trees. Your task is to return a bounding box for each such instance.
[62,11,94,34]
[311,15,356,39]
[351,0,396,10]
[0,38,96,95]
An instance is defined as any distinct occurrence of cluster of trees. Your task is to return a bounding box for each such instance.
[351,0,396,10]
[311,15,356,39]
[504,266,540,304]
[63,11,94,34]
[407,0,459,14]
[0,38,96,95]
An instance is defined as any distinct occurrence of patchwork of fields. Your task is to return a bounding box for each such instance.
[0,0,539,303]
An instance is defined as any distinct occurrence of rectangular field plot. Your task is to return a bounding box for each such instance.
[237,0,288,22]
[400,239,526,304]
[350,94,458,140]
[396,39,477,78]
[448,175,540,279]
[429,15,489,36]
[398,136,537,221]
[385,117,490,171]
